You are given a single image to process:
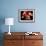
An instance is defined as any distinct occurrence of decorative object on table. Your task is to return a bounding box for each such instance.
[25,32,38,35]
[5,18,14,35]
[18,9,35,23]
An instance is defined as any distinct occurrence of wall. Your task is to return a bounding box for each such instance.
[0,0,46,32]
[0,0,46,46]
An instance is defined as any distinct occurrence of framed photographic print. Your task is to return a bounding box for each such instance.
[18,9,35,23]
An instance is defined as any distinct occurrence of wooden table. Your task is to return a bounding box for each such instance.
[4,32,43,46]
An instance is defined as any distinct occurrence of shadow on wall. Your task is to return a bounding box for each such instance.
[0,16,5,32]
[0,16,5,46]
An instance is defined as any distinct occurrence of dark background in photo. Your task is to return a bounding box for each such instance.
[21,11,33,20]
